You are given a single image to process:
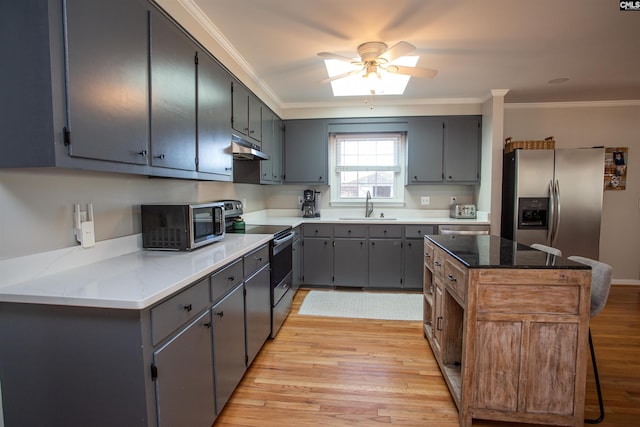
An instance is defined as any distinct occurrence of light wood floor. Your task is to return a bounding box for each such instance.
[214,285,640,427]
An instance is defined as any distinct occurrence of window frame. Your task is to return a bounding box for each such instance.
[328,132,406,207]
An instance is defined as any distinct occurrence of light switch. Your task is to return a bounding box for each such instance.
[421,196,430,205]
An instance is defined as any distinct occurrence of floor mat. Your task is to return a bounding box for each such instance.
[298,290,422,321]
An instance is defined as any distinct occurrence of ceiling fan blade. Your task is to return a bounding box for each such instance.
[379,41,416,62]
[317,51,358,63]
[319,68,363,84]
[388,65,438,79]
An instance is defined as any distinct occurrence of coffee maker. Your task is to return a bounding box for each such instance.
[301,189,321,218]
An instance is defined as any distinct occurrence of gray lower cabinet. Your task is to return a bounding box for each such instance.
[368,239,403,288]
[0,247,273,427]
[302,224,333,286]
[244,263,271,366]
[292,227,303,290]
[404,225,436,290]
[153,311,215,427]
[302,237,333,285]
[212,283,246,414]
[333,225,368,287]
[283,119,328,184]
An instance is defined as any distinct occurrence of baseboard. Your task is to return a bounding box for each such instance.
[613,280,640,286]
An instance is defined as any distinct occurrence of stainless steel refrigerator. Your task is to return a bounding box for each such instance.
[501,148,605,259]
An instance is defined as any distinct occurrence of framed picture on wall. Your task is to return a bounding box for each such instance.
[604,147,628,190]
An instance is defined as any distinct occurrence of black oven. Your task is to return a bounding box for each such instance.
[218,200,295,338]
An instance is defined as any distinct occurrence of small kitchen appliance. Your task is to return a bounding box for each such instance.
[141,202,225,251]
[301,189,321,218]
[450,204,477,219]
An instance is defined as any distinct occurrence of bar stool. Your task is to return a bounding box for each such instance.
[531,243,562,265]
[567,255,614,424]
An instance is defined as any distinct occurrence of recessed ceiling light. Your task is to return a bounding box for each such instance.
[548,77,569,84]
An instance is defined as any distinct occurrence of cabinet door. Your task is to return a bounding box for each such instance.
[65,0,149,164]
[407,117,444,183]
[197,51,233,177]
[153,311,215,427]
[272,117,283,183]
[231,82,249,137]
[444,116,480,183]
[150,10,196,171]
[245,264,271,366]
[212,285,246,414]
[334,239,367,287]
[403,239,424,290]
[283,119,328,184]
[368,239,402,288]
[248,95,262,142]
[302,238,332,286]
[292,233,302,290]
[260,109,274,183]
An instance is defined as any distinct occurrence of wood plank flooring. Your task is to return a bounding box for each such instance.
[214,285,640,426]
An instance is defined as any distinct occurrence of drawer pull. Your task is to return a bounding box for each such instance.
[203,322,212,329]
[255,257,263,262]
[447,274,457,282]
[437,316,443,331]
[424,253,431,258]
[183,304,192,312]
[227,276,235,282]
[215,311,224,318]
[434,261,442,267]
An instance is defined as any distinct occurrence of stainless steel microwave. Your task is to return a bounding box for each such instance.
[141,202,225,250]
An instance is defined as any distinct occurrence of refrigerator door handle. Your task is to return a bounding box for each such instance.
[547,180,556,245]
[552,179,561,247]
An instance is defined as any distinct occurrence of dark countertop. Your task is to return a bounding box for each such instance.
[426,234,590,269]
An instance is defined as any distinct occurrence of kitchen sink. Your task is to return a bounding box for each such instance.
[338,217,397,221]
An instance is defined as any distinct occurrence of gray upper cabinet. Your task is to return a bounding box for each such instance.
[197,50,233,179]
[444,116,481,183]
[149,10,197,171]
[283,119,328,184]
[406,117,444,184]
[232,82,262,143]
[65,0,150,165]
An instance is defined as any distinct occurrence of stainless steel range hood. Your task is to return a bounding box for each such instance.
[231,135,269,161]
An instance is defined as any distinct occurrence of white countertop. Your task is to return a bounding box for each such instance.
[0,234,271,310]
[0,209,490,310]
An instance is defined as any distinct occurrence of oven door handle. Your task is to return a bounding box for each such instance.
[273,231,295,247]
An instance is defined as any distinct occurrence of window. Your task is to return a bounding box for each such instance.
[329,133,405,205]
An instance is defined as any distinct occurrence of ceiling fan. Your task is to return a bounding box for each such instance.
[318,41,437,84]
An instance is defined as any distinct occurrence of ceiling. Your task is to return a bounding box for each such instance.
[182,0,640,108]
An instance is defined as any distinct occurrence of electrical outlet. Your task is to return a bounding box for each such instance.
[298,196,304,205]
[420,196,430,205]
[450,196,457,205]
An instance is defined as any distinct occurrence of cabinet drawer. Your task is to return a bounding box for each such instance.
[424,238,435,269]
[211,259,243,303]
[369,224,402,238]
[444,257,467,301]
[151,278,210,345]
[405,225,435,239]
[303,224,333,237]
[334,224,367,238]
[433,249,446,279]
[244,244,269,277]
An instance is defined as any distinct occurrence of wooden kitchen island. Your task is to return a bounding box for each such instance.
[423,234,591,427]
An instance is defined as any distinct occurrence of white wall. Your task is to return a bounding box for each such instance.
[504,102,640,281]
[0,168,267,260]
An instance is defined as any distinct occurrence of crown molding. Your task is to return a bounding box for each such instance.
[505,100,640,109]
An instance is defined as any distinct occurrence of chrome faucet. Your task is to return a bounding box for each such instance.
[365,190,373,217]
